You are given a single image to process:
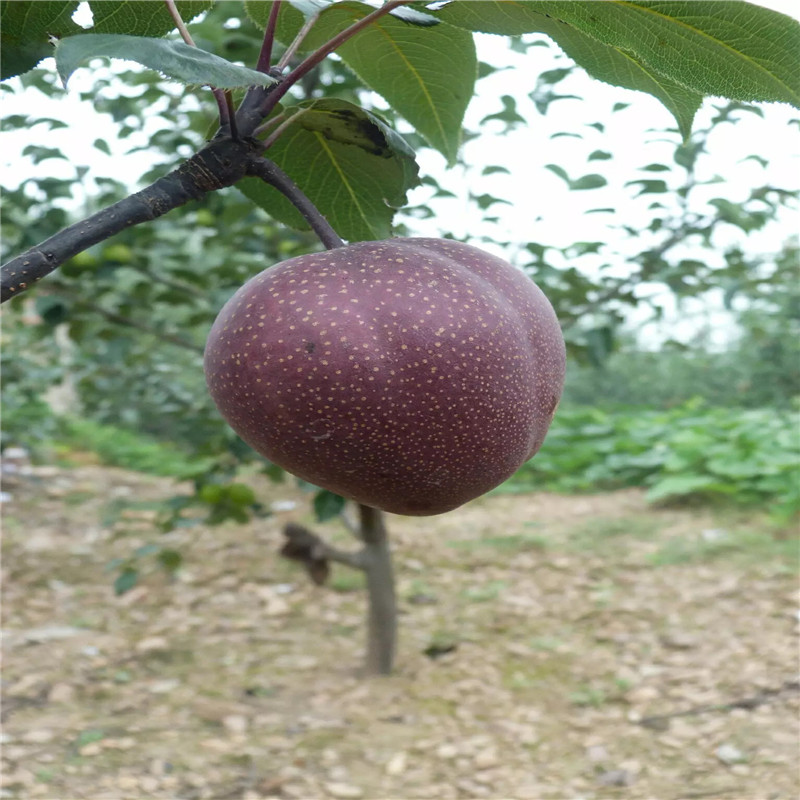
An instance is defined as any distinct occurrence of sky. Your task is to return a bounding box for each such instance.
[2,0,799,347]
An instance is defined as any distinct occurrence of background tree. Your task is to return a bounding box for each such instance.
[2,0,799,674]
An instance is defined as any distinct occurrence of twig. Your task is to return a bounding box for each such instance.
[252,112,287,140]
[339,506,361,539]
[256,0,283,72]
[277,8,323,69]
[1,137,257,302]
[358,504,396,675]
[142,270,209,300]
[258,107,312,152]
[280,505,395,675]
[245,156,344,249]
[164,0,234,135]
[281,522,365,585]
[253,0,412,121]
[638,679,800,729]
[165,0,197,46]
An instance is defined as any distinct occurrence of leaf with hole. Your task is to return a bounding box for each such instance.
[240,99,419,241]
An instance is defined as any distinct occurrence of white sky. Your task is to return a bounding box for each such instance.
[2,0,799,347]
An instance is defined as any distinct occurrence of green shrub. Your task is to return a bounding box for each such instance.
[506,401,800,521]
[56,417,210,478]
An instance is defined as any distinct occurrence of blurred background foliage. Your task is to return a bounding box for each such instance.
[2,1,799,556]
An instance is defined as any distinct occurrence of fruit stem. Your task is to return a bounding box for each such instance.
[246,156,344,249]
[163,0,237,136]
[358,504,396,675]
[256,0,282,73]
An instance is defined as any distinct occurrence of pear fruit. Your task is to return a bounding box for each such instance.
[204,238,565,515]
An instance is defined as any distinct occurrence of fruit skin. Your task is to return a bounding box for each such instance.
[204,238,565,516]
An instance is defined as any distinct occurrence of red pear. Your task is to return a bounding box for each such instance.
[204,238,565,515]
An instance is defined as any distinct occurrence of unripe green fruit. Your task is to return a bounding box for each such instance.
[204,238,565,516]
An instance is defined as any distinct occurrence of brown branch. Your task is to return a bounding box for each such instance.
[256,0,283,72]
[245,156,344,249]
[281,522,365,585]
[638,679,800,729]
[164,0,235,134]
[236,0,412,134]
[1,137,258,303]
[358,504,396,675]
[260,0,411,115]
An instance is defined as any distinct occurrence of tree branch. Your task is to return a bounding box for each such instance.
[280,504,396,675]
[165,0,234,134]
[639,679,800,730]
[256,0,411,119]
[281,522,365,585]
[245,156,344,249]
[277,8,323,70]
[236,0,411,135]
[358,504,396,675]
[256,0,283,72]
[1,137,259,303]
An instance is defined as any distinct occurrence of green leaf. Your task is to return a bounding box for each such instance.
[296,1,476,164]
[313,489,346,522]
[247,0,439,45]
[93,138,111,155]
[245,0,309,44]
[646,474,726,502]
[571,173,607,190]
[1,1,81,81]
[481,94,526,127]
[240,99,419,241]
[35,296,69,326]
[89,1,213,37]
[74,729,105,748]
[227,482,256,505]
[626,178,669,195]
[471,192,512,210]
[157,549,183,572]
[436,0,800,137]
[55,33,279,89]
[482,165,511,175]
[545,164,607,191]
[113,567,139,596]
[22,145,68,163]
[437,2,800,106]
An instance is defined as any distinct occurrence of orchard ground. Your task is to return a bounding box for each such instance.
[2,460,797,800]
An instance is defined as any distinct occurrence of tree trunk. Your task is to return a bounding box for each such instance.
[358,504,396,675]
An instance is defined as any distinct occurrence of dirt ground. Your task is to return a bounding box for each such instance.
[1,462,798,800]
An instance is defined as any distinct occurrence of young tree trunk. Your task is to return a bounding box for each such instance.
[358,504,396,675]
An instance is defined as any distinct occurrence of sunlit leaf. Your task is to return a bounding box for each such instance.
[1,0,81,80]
[291,1,477,164]
[89,1,213,37]
[435,1,800,137]
[55,33,279,89]
[546,164,607,190]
